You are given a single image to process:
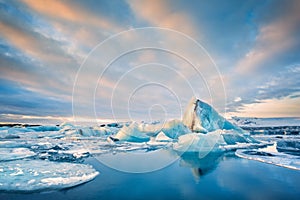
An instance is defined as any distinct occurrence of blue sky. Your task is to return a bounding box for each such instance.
[0,0,300,123]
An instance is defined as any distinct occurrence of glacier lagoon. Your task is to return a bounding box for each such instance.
[0,98,299,199]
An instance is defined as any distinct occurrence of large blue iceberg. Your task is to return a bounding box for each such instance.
[108,97,260,154]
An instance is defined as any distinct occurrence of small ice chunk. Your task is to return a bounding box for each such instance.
[113,122,150,142]
[155,131,172,142]
[259,142,278,153]
[276,140,300,155]
[0,148,36,161]
[0,160,99,191]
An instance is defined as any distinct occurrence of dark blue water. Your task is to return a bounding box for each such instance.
[1,152,299,200]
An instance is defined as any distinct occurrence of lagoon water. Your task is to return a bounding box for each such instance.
[1,151,299,200]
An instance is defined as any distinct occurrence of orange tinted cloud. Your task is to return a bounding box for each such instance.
[21,0,122,32]
[0,20,68,63]
[127,0,198,37]
[235,0,300,74]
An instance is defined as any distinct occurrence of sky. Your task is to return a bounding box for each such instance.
[0,0,300,124]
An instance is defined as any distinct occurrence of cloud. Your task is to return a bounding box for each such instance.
[235,97,300,117]
[235,0,300,74]
[1,0,300,121]
[127,0,198,37]
[0,79,71,117]
[21,0,123,32]
[227,64,300,116]
[0,46,73,101]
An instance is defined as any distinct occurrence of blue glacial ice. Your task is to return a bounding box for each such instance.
[182,97,244,133]
[111,119,190,142]
[108,97,260,154]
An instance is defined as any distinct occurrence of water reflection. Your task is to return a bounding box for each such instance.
[178,151,225,182]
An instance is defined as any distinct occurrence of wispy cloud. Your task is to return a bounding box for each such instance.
[127,0,198,37]
[235,0,300,74]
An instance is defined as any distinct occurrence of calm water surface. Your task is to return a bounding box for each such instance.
[1,152,299,200]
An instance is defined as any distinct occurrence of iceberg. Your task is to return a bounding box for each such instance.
[159,119,190,138]
[173,129,261,154]
[109,97,257,148]
[173,131,225,157]
[182,97,244,133]
[136,119,190,139]
[0,160,99,191]
[110,120,190,142]
[173,97,260,154]
[111,122,150,142]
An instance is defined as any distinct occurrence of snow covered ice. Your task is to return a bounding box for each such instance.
[0,148,36,161]
[0,160,99,192]
[235,143,300,170]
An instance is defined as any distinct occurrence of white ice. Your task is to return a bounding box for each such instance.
[0,160,99,191]
[173,131,225,157]
[0,148,36,161]
[235,148,300,170]
[155,131,173,142]
[231,116,300,127]
[112,119,190,142]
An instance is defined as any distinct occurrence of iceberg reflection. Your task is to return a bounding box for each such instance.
[178,151,225,182]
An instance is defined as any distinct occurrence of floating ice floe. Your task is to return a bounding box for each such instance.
[59,122,119,138]
[0,148,36,161]
[0,160,99,191]
[235,143,300,170]
[276,140,300,155]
